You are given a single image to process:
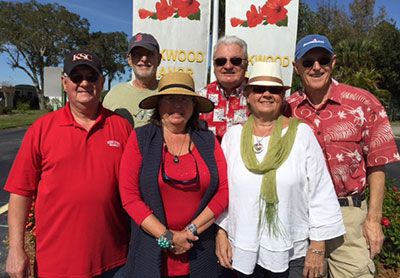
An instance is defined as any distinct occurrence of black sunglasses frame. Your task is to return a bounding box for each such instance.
[301,56,333,68]
[161,147,199,186]
[250,86,284,95]
[214,57,244,67]
[67,73,100,84]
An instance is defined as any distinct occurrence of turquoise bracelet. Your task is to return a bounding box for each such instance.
[157,230,174,249]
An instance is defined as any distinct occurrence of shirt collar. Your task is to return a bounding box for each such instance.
[217,79,247,99]
[298,78,341,107]
[59,102,106,128]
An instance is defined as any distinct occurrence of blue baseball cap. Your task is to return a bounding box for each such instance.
[295,34,334,60]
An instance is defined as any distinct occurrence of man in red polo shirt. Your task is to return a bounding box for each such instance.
[5,50,132,278]
[286,34,400,277]
[198,35,249,142]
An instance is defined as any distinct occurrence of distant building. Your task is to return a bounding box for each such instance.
[0,84,38,109]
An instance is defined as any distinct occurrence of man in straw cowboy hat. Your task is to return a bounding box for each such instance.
[103,32,162,127]
[286,34,400,277]
[216,61,344,278]
[119,72,228,277]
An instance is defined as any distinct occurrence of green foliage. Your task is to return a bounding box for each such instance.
[0,106,12,114]
[0,0,90,109]
[16,101,30,113]
[368,180,400,268]
[83,31,128,91]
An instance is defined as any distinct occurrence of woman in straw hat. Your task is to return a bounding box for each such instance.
[215,62,345,278]
[119,72,228,278]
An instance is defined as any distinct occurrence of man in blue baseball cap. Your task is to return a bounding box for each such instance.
[286,34,399,277]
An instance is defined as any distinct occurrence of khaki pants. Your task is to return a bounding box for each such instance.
[325,199,375,278]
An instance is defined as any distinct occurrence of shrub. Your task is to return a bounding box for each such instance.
[0,106,12,114]
[16,101,30,113]
[368,179,400,269]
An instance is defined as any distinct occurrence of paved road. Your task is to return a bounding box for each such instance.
[0,127,399,276]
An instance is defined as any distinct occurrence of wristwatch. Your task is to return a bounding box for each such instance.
[187,223,198,236]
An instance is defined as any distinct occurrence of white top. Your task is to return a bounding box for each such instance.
[217,123,345,274]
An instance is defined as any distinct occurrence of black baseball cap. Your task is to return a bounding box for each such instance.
[63,50,103,76]
[127,33,160,55]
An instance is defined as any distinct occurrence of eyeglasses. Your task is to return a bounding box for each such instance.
[161,147,199,186]
[301,56,332,68]
[67,73,100,83]
[214,57,244,67]
[250,86,284,95]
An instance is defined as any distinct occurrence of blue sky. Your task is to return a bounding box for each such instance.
[0,0,399,87]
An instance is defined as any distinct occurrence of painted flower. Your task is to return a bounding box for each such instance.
[156,0,175,21]
[172,0,200,18]
[261,0,290,25]
[231,17,245,27]
[246,5,264,28]
[139,9,154,19]
[381,217,390,227]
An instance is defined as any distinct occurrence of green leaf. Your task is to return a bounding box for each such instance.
[188,10,200,20]
[276,17,288,27]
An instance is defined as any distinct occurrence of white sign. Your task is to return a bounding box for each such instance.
[224,0,299,89]
[133,0,212,90]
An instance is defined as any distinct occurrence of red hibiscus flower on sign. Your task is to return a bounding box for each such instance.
[381,217,390,227]
[156,0,175,20]
[262,0,290,25]
[231,17,245,27]
[139,9,154,19]
[246,5,264,28]
[172,0,200,18]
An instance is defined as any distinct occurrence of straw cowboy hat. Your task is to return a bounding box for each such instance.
[246,62,291,90]
[139,72,214,113]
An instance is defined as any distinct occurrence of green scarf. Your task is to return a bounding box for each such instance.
[240,115,301,236]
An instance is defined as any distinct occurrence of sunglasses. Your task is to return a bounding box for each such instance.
[250,86,284,95]
[68,73,100,84]
[301,56,332,68]
[162,147,199,186]
[214,57,244,67]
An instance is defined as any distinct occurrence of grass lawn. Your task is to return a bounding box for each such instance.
[0,110,48,130]
[391,121,400,126]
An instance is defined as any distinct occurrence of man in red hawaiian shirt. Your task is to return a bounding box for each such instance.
[286,34,400,278]
[198,35,248,141]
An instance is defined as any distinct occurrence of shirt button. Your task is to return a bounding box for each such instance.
[316,111,320,116]
[317,131,321,135]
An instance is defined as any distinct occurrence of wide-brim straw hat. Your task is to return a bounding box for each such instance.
[139,72,214,113]
[246,61,291,90]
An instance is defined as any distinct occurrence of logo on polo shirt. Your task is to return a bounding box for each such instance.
[107,140,121,148]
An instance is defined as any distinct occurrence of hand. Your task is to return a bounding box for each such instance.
[215,228,233,269]
[6,247,30,278]
[303,244,324,278]
[170,229,198,255]
[363,218,384,259]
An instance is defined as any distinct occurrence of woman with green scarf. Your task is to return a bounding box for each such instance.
[215,62,345,278]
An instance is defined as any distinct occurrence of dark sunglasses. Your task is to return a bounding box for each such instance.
[214,57,244,67]
[251,86,284,95]
[301,56,332,68]
[162,147,199,186]
[68,73,99,84]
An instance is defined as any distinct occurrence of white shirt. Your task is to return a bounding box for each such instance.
[217,123,345,274]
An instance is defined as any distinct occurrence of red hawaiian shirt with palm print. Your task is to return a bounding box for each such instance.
[286,79,400,197]
[198,80,248,141]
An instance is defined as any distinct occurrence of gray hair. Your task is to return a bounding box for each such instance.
[212,35,248,59]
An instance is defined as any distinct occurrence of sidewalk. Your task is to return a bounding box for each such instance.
[392,124,400,137]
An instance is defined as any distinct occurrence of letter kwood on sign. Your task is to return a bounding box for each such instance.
[157,67,194,78]
[247,55,290,67]
[161,49,204,63]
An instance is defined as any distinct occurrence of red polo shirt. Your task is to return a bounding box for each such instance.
[286,79,400,197]
[4,103,132,277]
